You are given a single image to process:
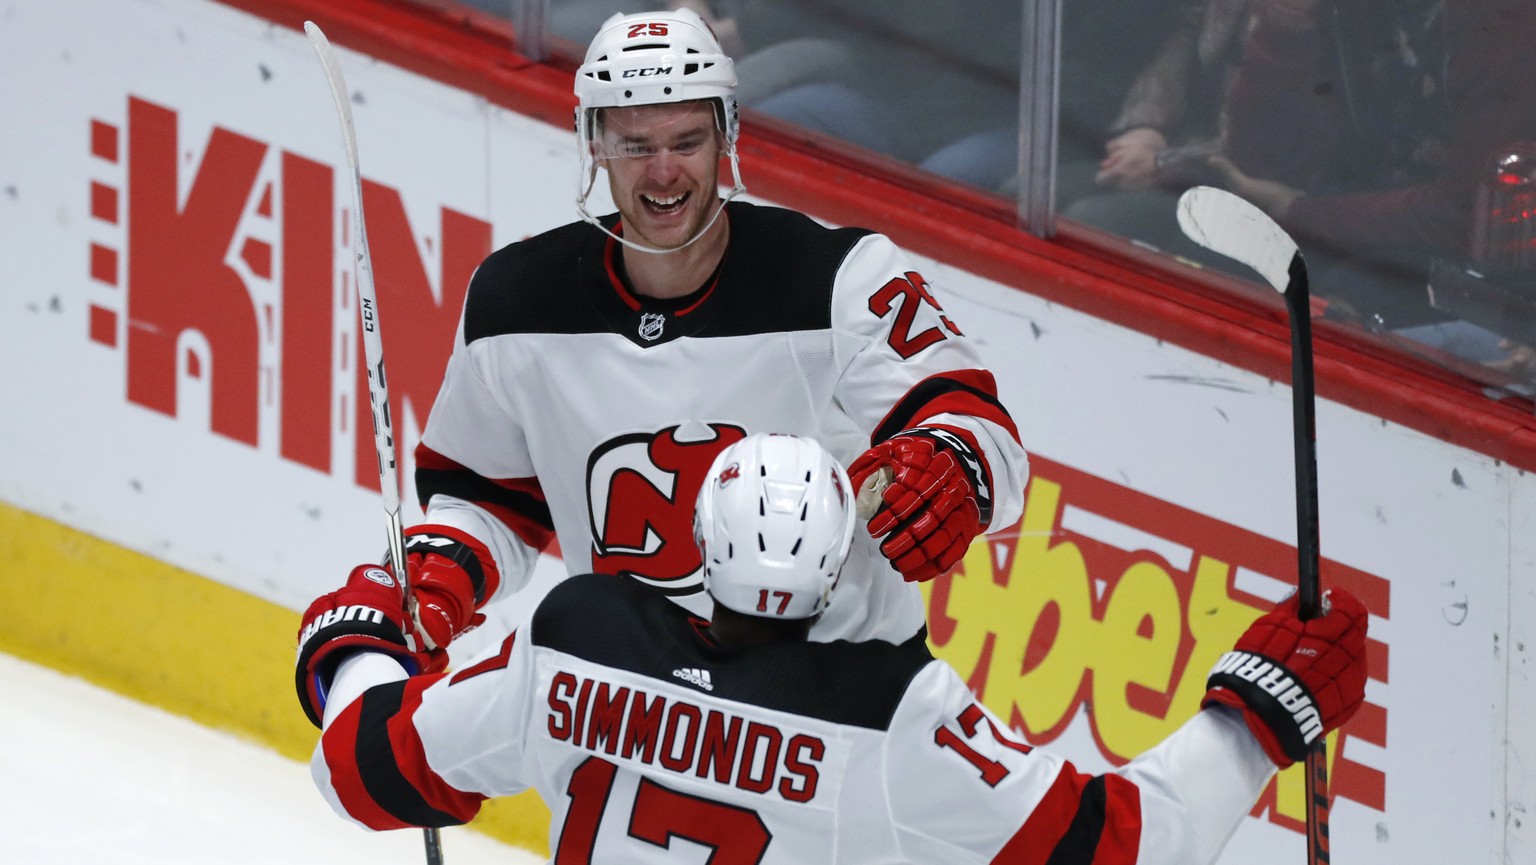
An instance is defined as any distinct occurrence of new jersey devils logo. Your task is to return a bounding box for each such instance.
[586,423,747,594]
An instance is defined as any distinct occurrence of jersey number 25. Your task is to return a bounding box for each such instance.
[869,271,963,360]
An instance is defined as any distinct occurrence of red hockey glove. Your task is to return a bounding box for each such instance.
[1203,588,1369,767]
[294,564,441,728]
[400,526,501,651]
[848,427,993,582]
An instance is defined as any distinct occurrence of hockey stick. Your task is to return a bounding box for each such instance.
[1175,185,1331,865]
[303,21,444,865]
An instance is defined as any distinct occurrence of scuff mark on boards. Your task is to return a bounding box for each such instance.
[1143,374,1252,393]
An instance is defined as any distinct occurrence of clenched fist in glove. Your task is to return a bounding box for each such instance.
[849,427,993,582]
[295,564,441,728]
[1204,588,1369,767]
[400,525,501,651]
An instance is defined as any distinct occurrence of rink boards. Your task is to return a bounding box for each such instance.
[1,1,1534,863]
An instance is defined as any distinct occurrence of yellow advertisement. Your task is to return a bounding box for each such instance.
[926,458,1389,833]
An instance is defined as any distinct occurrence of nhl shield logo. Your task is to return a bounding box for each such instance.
[638,312,666,341]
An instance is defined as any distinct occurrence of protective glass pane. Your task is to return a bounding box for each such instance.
[1056,0,1536,398]
[547,0,1024,197]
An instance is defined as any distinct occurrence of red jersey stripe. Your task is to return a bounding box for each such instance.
[387,677,486,825]
[320,697,415,831]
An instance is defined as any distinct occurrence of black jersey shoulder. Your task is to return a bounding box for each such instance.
[532,572,932,731]
[701,202,876,337]
[460,205,879,345]
[461,219,605,344]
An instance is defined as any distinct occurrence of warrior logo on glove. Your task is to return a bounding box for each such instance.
[294,563,444,728]
[1209,650,1324,752]
[1204,588,1369,767]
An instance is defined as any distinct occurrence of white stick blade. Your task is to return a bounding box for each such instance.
[303,22,359,166]
[303,20,401,518]
[1176,186,1297,293]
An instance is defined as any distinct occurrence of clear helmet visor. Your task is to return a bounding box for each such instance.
[590,100,724,161]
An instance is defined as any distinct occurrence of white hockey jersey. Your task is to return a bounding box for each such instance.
[315,574,1276,864]
[412,201,1027,644]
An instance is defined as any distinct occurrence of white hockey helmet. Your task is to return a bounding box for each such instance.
[574,7,738,141]
[573,8,746,250]
[694,433,857,620]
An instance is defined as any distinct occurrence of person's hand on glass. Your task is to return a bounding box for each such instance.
[1484,339,1536,384]
[1095,127,1168,191]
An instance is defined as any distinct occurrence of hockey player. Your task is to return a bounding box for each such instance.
[297,432,1370,864]
[393,6,1027,654]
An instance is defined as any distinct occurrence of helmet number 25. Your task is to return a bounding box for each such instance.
[868,271,963,360]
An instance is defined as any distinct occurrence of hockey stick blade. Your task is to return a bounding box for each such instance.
[1176,184,1331,865]
[303,23,360,169]
[303,22,401,522]
[304,21,444,865]
[1176,186,1298,294]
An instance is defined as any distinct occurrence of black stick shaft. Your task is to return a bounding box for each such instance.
[1283,252,1331,865]
[1284,253,1322,618]
[425,827,443,865]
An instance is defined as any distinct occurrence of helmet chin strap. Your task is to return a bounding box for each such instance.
[577,149,747,256]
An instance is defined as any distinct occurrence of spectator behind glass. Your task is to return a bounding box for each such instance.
[1213,0,1536,334]
[1070,0,1536,365]
[923,0,1184,196]
[1061,0,1258,254]
[1056,0,1251,209]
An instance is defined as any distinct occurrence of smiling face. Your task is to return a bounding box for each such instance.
[595,101,725,252]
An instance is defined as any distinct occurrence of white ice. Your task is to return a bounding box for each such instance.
[0,652,544,865]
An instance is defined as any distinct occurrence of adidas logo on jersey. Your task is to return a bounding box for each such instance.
[673,667,714,691]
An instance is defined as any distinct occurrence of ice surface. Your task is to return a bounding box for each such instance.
[0,653,544,865]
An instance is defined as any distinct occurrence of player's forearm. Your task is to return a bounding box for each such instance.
[311,655,486,831]
[322,652,410,728]
[1115,706,1275,865]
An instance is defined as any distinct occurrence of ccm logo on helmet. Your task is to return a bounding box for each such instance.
[627,22,668,37]
[622,67,674,79]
